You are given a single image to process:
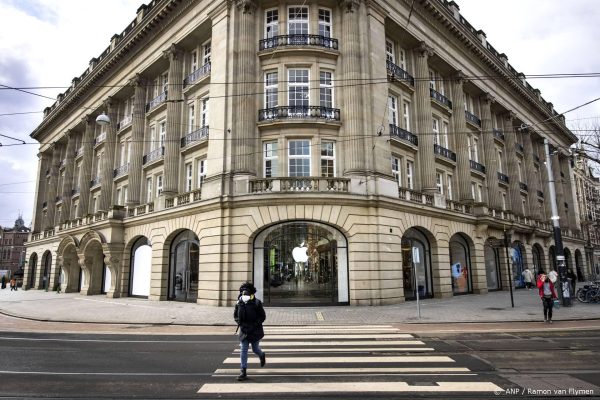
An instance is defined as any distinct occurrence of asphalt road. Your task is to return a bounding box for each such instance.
[0,324,599,399]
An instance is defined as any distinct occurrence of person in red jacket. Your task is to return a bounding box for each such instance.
[536,270,558,324]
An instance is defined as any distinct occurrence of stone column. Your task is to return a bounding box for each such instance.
[32,152,49,232]
[163,45,184,196]
[104,244,124,298]
[60,131,76,223]
[523,129,540,219]
[480,94,500,209]
[45,143,62,229]
[503,112,521,215]
[560,155,579,232]
[537,140,552,220]
[77,116,95,217]
[413,42,436,193]
[552,153,568,223]
[99,98,118,211]
[127,75,146,206]
[339,0,366,176]
[450,73,472,202]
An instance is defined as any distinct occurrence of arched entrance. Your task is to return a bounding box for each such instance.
[168,230,199,302]
[549,246,557,272]
[575,249,585,281]
[564,247,573,274]
[101,261,110,294]
[61,243,81,293]
[28,253,38,289]
[253,221,348,306]
[532,243,544,278]
[401,227,434,300]
[484,238,502,290]
[129,237,152,298]
[449,233,473,295]
[41,251,52,290]
[511,242,526,288]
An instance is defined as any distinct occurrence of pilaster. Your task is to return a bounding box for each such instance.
[77,116,95,217]
[450,72,471,202]
[163,45,184,196]
[538,141,552,220]
[522,128,541,219]
[60,131,76,223]
[560,154,579,232]
[551,152,568,224]
[127,74,146,206]
[99,97,118,211]
[480,94,500,209]
[503,112,521,215]
[32,152,48,232]
[45,143,62,229]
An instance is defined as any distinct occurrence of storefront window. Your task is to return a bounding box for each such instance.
[449,234,472,295]
[484,241,501,290]
[401,228,434,300]
[511,242,526,288]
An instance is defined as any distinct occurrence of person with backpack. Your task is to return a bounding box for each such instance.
[233,282,266,381]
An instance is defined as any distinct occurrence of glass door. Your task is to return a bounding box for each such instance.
[171,238,199,302]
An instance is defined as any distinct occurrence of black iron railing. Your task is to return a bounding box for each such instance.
[465,110,481,126]
[519,182,528,191]
[183,62,211,87]
[146,91,167,112]
[386,60,415,86]
[430,88,452,109]
[516,143,524,153]
[434,144,457,161]
[90,176,101,188]
[537,190,544,198]
[71,187,80,196]
[117,114,133,130]
[389,124,418,146]
[181,126,209,148]
[113,163,129,178]
[470,159,486,173]
[259,34,338,51]
[493,128,505,141]
[258,106,340,121]
[143,147,165,165]
[497,172,509,184]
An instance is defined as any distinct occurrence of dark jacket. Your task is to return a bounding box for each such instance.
[234,297,266,342]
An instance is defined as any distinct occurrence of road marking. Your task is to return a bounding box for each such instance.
[266,334,413,339]
[266,325,394,330]
[214,367,472,374]
[234,347,434,353]
[0,337,234,344]
[0,370,212,376]
[265,326,398,332]
[259,340,425,346]
[198,381,504,393]
[223,356,454,364]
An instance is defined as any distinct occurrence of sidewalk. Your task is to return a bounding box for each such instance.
[1,287,599,326]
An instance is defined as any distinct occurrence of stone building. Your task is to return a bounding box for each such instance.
[24,0,588,306]
[1,215,30,278]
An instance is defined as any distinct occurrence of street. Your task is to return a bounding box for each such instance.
[0,320,599,399]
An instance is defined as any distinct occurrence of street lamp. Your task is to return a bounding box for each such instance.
[95,112,110,126]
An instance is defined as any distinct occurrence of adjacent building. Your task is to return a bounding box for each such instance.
[24,0,588,306]
[1,215,30,279]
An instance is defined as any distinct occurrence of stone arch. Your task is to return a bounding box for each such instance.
[575,249,585,281]
[449,232,475,295]
[511,240,527,288]
[484,237,502,291]
[27,252,38,290]
[78,236,105,296]
[401,226,438,300]
[56,236,80,293]
[532,243,545,276]
[79,230,106,255]
[40,250,52,290]
[564,247,573,273]
[549,245,556,271]
[167,229,200,302]
[125,235,152,298]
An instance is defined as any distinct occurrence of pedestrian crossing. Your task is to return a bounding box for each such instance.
[197,325,504,396]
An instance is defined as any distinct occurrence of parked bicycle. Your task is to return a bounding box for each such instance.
[576,281,600,303]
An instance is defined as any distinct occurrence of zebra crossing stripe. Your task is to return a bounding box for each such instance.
[258,340,425,346]
[198,381,504,393]
[266,334,413,339]
[234,347,434,353]
[265,325,394,330]
[223,356,454,364]
[214,367,472,374]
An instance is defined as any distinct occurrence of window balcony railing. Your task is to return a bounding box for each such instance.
[465,110,481,126]
[113,163,129,178]
[55,195,63,203]
[430,88,452,109]
[519,182,528,192]
[258,106,340,122]
[71,187,80,196]
[146,91,167,112]
[250,177,349,193]
[493,128,505,141]
[497,171,509,184]
[259,34,338,51]
[516,143,524,153]
[143,146,164,165]
[94,132,107,146]
[389,124,418,146]
[470,160,486,174]
[537,190,544,198]
[398,188,435,207]
[183,62,211,87]
[117,114,133,130]
[90,176,101,188]
[386,60,415,86]
[434,144,456,161]
[181,126,209,148]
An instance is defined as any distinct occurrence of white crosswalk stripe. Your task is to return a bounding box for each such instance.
[197,325,504,396]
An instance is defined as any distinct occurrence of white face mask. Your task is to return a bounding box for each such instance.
[241,295,251,303]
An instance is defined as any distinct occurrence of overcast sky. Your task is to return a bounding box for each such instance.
[0,0,598,228]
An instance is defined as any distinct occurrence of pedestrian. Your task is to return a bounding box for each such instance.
[56,269,62,294]
[566,268,577,297]
[1,276,6,289]
[233,281,266,381]
[522,267,534,290]
[9,277,17,291]
[536,270,558,324]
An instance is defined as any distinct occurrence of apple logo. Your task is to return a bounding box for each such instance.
[292,241,309,263]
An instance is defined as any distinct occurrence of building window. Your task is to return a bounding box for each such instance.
[146,177,152,203]
[447,174,453,200]
[391,157,401,186]
[126,139,131,163]
[188,103,195,133]
[320,141,335,177]
[156,174,163,196]
[471,137,479,162]
[119,141,126,166]
[265,9,279,38]
[197,160,207,187]
[403,101,411,131]
[116,188,122,205]
[442,121,449,148]
[388,95,398,126]
[190,50,198,73]
[385,39,395,63]
[288,69,309,108]
[429,69,443,94]
[432,118,440,145]
[185,163,193,192]
[397,47,407,70]
[319,71,333,109]
[289,140,311,177]
[200,98,209,127]
[318,9,331,37]
[202,41,211,65]
[497,149,503,173]
[517,160,523,182]
[264,142,278,178]
[123,186,128,205]
[159,121,166,148]
[265,72,278,108]
[406,160,414,190]
[436,172,444,194]
[150,125,157,150]
[501,192,507,210]
[288,6,309,35]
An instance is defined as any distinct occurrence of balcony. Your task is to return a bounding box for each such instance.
[113,163,129,178]
[94,132,107,146]
[143,146,164,165]
[258,106,340,122]
[515,143,524,153]
[71,187,80,196]
[55,195,63,203]
[398,188,434,207]
[181,126,209,148]
[493,129,505,141]
[183,62,211,87]
[389,124,418,146]
[465,110,481,127]
[537,190,544,198]
[90,176,101,188]
[259,34,338,51]
[386,60,415,86]
[519,182,528,192]
[434,144,456,162]
[250,177,349,193]
[430,88,452,109]
[146,91,167,112]
[75,147,83,158]
[117,114,133,130]
[497,172,509,184]
[470,160,486,174]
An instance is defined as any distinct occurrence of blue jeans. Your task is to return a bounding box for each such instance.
[240,339,264,369]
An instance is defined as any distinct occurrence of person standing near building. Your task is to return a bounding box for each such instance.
[522,267,534,290]
[9,277,17,291]
[536,271,558,324]
[566,268,577,297]
[1,276,6,289]
[233,282,266,381]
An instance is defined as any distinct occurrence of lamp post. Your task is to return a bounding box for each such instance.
[544,138,571,306]
[503,230,515,308]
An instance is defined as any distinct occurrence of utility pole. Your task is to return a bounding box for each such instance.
[544,138,572,306]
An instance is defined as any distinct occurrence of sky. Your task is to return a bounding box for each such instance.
[0,0,599,228]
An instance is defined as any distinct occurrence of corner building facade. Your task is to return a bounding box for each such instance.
[25,0,589,306]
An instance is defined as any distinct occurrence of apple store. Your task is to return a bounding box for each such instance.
[253,221,349,306]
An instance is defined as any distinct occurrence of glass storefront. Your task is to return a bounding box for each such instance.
[401,228,433,300]
[28,253,37,289]
[449,234,472,295]
[254,221,348,306]
[511,242,526,288]
[484,241,501,290]
[130,237,152,297]
[168,230,199,302]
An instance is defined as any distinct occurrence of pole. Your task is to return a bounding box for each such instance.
[544,138,571,306]
[504,230,515,308]
[413,243,421,320]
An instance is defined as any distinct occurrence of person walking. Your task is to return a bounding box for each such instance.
[9,277,17,291]
[566,268,577,298]
[536,270,558,324]
[1,276,6,289]
[522,267,534,290]
[233,282,266,381]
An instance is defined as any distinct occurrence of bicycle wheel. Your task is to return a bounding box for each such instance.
[577,288,588,303]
